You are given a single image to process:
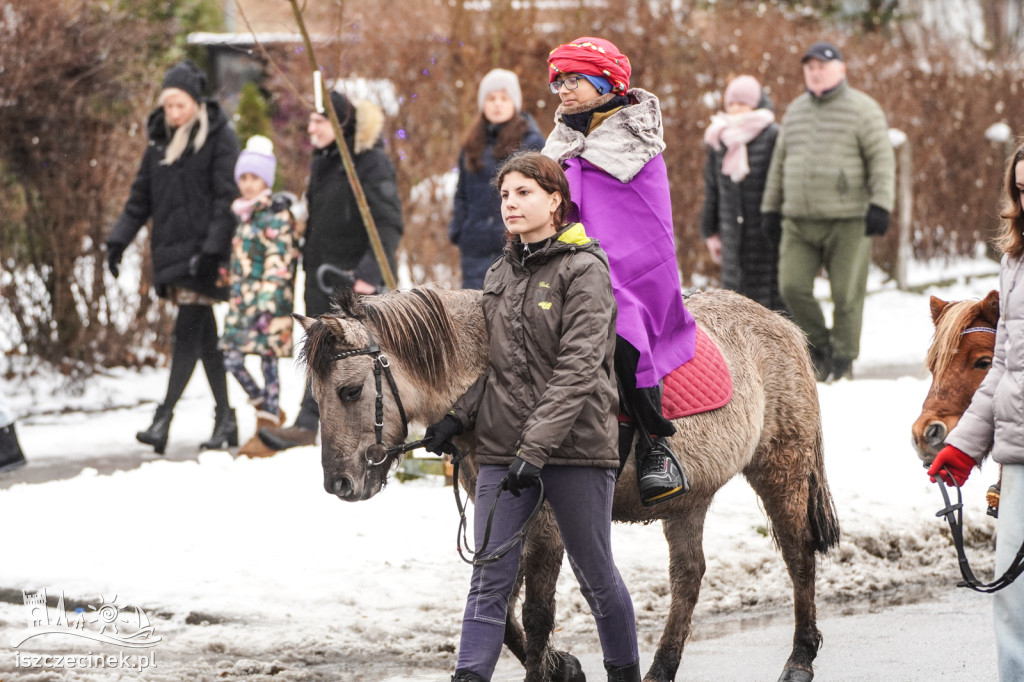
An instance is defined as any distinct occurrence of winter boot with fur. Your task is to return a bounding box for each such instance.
[604,659,641,682]
[0,423,27,472]
[239,409,286,458]
[137,403,173,455]
[200,406,238,451]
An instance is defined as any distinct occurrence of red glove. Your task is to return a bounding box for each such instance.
[928,445,977,486]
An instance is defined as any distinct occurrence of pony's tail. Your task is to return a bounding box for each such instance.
[808,426,841,554]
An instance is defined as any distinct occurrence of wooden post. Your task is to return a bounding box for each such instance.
[286,0,398,291]
[891,129,913,291]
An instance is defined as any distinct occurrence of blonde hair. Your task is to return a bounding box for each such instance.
[158,91,209,166]
[996,142,1024,259]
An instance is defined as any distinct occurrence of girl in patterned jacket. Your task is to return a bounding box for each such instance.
[220,136,299,457]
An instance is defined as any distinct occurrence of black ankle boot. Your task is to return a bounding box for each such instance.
[0,423,27,472]
[200,407,238,450]
[451,670,488,682]
[137,403,173,455]
[604,659,641,682]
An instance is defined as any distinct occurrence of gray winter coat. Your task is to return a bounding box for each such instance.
[947,255,1024,465]
[449,223,619,470]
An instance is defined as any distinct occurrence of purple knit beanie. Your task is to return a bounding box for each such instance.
[724,75,762,109]
[234,135,277,188]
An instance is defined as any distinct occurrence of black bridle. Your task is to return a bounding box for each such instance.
[934,466,1024,593]
[332,332,545,566]
[332,331,410,466]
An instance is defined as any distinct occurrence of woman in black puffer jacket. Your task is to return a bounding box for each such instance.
[700,75,786,313]
[107,60,240,454]
[449,69,545,288]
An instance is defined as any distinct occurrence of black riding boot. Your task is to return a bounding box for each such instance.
[451,670,487,682]
[200,406,238,450]
[0,423,27,472]
[137,403,173,455]
[604,659,641,682]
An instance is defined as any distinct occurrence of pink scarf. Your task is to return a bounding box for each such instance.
[231,189,272,222]
[702,109,775,183]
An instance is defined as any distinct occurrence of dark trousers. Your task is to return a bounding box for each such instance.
[456,464,638,677]
[614,336,675,438]
[292,273,329,430]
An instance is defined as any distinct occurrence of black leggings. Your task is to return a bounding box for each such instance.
[614,335,675,439]
[162,304,229,411]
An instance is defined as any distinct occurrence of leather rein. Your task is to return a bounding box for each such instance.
[332,332,545,566]
[934,465,1024,593]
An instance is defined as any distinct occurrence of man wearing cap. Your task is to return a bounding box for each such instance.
[761,41,895,382]
[259,88,403,451]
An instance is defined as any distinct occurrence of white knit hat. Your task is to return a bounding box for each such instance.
[234,135,277,188]
[477,68,522,112]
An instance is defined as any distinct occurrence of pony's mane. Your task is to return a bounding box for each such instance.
[927,299,987,378]
[302,287,459,387]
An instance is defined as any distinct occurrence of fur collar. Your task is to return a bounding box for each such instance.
[352,98,385,154]
[543,88,665,183]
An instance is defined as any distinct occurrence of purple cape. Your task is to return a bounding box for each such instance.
[564,155,696,387]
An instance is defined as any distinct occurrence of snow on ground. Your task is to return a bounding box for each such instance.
[0,260,1005,680]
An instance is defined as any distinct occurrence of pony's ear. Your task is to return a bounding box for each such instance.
[929,296,950,325]
[322,315,370,348]
[980,290,1000,328]
[293,313,316,331]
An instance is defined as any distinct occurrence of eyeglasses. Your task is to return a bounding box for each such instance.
[549,75,581,94]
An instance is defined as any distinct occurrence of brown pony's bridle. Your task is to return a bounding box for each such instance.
[332,330,410,467]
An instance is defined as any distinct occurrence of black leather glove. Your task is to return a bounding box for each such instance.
[107,242,126,278]
[761,212,782,245]
[189,252,221,281]
[423,414,463,456]
[865,204,890,237]
[503,455,542,497]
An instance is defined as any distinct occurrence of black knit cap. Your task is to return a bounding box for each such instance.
[161,60,207,101]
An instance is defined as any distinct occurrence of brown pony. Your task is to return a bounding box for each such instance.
[297,286,840,682]
[912,291,1000,462]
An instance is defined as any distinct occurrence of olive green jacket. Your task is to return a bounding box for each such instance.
[761,80,895,220]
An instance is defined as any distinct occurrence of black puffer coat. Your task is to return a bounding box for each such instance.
[109,101,239,300]
[699,121,786,312]
[448,113,545,289]
[302,100,403,315]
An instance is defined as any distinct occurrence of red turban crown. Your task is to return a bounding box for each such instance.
[548,37,631,95]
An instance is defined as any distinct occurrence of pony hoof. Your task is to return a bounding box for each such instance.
[548,650,586,682]
[777,665,813,682]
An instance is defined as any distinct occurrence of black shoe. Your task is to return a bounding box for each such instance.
[0,423,27,473]
[810,344,832,382]
[451,670,487,682]
[200,407,238,450]
[636,437,690,506]
[137,403,173,455]
[830,357,853,382]
[258,424,317,451]
[604,659,641,682]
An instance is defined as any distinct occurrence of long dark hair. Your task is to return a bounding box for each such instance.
[461,113,531,173]
[997,142,1024,259]
[493,151,572,228]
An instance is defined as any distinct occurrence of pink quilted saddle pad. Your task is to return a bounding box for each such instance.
[661,326,733,419]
